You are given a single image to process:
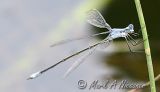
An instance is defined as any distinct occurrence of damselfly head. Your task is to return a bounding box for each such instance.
[126,24,134,33]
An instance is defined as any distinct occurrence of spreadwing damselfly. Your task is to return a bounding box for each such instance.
[27,9,143,80]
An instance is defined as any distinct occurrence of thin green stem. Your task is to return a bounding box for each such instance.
[134,0,156,92]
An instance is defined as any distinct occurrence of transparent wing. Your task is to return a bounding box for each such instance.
[63,45,97,78]
[63,39,111,78]
[50,31,110,47]
[98,39,112,49]
[87,9,112,30]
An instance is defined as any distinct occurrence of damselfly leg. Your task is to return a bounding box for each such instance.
[125,36,144,53]
[127,33,144,46]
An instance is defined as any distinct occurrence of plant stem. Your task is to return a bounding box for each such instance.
[134,0,156,92]
[128,74,160,92]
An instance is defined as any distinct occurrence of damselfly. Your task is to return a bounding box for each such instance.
[27,9,143,80]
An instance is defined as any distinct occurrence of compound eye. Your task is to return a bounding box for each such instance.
[129,24,134,29]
